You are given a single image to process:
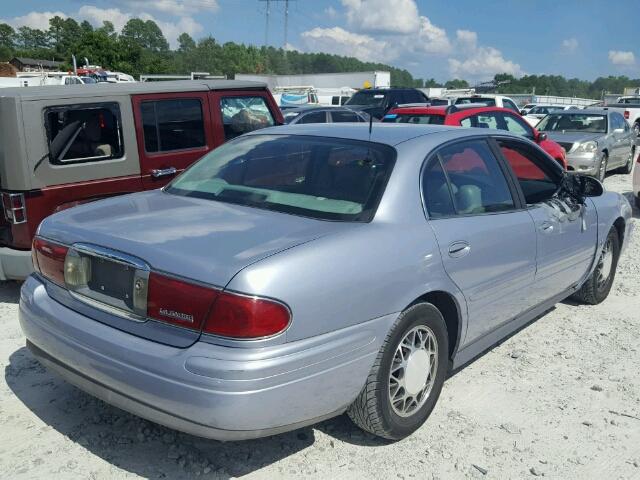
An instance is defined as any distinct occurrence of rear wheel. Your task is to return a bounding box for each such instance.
[633,122,640,138]
[572,227,620,305]
[347,303,448,440]
[596,153,608,182]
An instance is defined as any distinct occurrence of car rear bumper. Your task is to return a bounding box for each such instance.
[19,275,392,440]
[0,247,32,281]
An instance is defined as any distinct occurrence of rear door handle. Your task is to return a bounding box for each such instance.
[448,241,471,258]
[151,167,177,178]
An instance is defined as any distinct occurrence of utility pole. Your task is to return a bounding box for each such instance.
[258,0,295,51]
[264,0,270,47]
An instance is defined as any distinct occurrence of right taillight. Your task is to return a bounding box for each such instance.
[624,110,630,120]
[32,237,68,286]
[2,192,27,224]
[204,291,291,339]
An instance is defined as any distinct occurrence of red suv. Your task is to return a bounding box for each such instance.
[383,105,567,169]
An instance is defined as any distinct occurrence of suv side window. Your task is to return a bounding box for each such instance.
[424,139,516,216]
[45,102,124,165]
[141,98,205,152]
[497,139,559,204]
[220,96,275,141]
[403,89,427,104]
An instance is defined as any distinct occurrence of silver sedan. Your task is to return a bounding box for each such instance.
[20,124,633,441]
[538,109,636,181]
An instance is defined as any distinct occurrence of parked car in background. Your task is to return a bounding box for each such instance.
[607,100,640,137]
[536,110,636,180]
[520,103,538,115]
[0,80,283,280]
[283,106,369,124]
[344,88,429,119]
[616,95,640,104]
[20,123,632,442]
[454,94,520,114]
[523,105,581,126]
[383,104,567,168]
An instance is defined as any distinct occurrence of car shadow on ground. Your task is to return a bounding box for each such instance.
[5,346,389,479]
[0,281,21,303]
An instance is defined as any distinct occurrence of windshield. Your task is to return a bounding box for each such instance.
[283,111,301,124]
[537,114,607,133]
[382,113,445,125]
[346,91,387,107]
[166,134,396,222]
[455,97,497,107]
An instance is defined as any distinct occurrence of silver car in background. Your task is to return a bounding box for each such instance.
[20,124,632,441]
[537,109,636,181]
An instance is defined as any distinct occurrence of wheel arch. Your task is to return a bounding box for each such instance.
[407,290,462,362]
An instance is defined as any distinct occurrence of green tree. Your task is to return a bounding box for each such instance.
[0,23,16,49]
[177,33,196,52]
[445,79,470,89]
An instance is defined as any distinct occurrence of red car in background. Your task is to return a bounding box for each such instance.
[383,105,567,169]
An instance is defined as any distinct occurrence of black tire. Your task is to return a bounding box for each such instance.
[596,153,608,182]
[572,227,620,305]
[620,147,635,174]
[347,303,448,440]
[634,122,640,138]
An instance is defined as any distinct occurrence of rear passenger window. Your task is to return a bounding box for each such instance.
[422,159,456,218]
[220,96,275,140]
[141,99,205,153]
[45,102,123,165]
[298,111,327,124]
[426,140,515,215]
[331,111,361,123]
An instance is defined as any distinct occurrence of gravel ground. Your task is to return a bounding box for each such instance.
[1,171,639,480]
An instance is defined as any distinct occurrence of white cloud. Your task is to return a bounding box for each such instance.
[449,46,523,79]
[609,50,635,66]
[117,0,219,16]
[341,0,420,34]
[324,6,337,18]
[78,6,133,31]
[561,37,578,53]
[3,11,68,30]
[413,16,451,54]
[301,27,391,62]
[456,29,477,50]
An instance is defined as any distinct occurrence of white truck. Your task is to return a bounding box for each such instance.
[608,97,640,137]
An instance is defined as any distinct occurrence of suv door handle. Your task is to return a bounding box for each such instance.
[539,222,554,233]
[448,241,471,258]
[151,167,177,178]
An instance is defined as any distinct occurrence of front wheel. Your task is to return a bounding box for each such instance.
[620,147,635,174]
[572,227,620,305]
[347,303,448,440]
[596,153,608,182]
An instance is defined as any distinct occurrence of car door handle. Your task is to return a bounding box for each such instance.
[448,241,471,258]
[151,167,177,178]
[539,222,554,233]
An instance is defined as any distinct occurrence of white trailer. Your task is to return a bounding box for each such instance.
[235,71,391,90]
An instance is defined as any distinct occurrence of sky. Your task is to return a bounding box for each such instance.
[2,0,639,82]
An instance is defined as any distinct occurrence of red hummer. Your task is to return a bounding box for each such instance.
[0,80,283,280]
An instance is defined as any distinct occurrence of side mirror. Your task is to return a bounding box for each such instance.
[536,132,548,142]
[577,175,604,197]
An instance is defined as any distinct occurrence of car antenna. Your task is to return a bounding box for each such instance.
[368,111,373,139]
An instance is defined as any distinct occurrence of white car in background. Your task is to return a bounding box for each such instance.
[454,94,521,114]
[523,105,582,126]
[520,103,538,115]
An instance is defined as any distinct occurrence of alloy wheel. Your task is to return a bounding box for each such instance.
[598,155,607,182]
[388,325,438,417]
[596,236,614,289]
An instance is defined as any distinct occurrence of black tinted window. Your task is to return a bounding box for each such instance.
[331,111,361,122]
[141,99,205,152]
[382,113,444,125]
[403,90,427,104]
[298,111,327,124]
[167,135,396,222]
[45,102,123,164]
[422,158,456,218]
[436,140,515,215]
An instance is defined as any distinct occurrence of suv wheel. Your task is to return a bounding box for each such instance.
[347,303,448,440]
[572,227,620,305]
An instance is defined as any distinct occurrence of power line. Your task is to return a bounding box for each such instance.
[258,0,295,51]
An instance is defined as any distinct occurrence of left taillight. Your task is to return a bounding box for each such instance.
[32,237,68,286]
[2,192,27,224]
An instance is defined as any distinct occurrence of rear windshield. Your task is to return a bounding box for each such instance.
[537,114,607,133]
[346,91,387,107]
[382,113,445,125]
[166,135,396,222]
[455,97,497,107]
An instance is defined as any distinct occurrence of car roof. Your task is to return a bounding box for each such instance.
[389,105,515,117]
[0,79,268,101]
[551,109,608,115]
[246,122,483,146]
[284,105,352,113]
